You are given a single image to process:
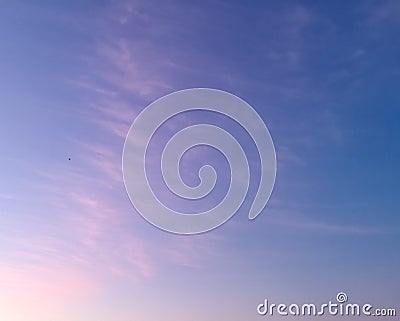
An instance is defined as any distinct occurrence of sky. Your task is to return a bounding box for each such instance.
[0,1,399,320]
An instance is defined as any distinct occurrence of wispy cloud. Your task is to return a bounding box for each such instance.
[68,79,117,97]
[265,210,393,235]
[162,234,223,268]
[0,142,156,294]
[366,0,400,24]
[0,193,16,200]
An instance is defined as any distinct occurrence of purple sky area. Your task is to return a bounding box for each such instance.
[0,1,399,320]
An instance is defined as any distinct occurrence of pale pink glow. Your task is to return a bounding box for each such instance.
[1,191,156,299]
[0,265,98,299]
[0,264,99,321]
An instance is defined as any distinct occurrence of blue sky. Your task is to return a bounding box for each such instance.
[0,1,399,320]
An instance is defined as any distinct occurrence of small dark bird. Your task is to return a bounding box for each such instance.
[68,158,71,161]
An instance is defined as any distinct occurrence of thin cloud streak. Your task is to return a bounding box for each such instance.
[265,210,395,235]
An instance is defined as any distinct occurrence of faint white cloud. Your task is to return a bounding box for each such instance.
[0,193,16,200]
[276,145,306,169]
[68,80,117,97]
[162,234,223,268]
[369,0,400,24]
[266,210,391,235]
[87,38,173,98]
[353,48,366,58]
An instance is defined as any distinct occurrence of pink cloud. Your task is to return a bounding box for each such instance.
[93,118,130,138]
[29,155,157,284]
[91,39,172,98]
